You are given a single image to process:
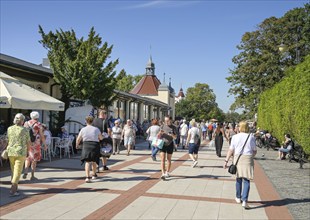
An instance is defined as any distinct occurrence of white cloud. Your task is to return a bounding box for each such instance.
[123,0,200,10]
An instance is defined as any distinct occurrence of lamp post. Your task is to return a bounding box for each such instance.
[279,27,301,64]
[278,42,287,53]
[117,100,121,118]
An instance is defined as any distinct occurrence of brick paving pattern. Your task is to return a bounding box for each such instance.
[0,139,306,219]
[255,147,310,220]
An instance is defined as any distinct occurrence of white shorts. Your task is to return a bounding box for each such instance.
[124,137,133,146]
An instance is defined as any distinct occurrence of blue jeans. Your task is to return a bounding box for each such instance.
[236,178,250,202]
[151,146,160,158]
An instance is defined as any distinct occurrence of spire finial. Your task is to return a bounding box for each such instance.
[163,72,166,83]
[169,77,171,87]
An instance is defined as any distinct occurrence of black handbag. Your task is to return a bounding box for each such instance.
[228,164,237,174]
[228,134,250,175]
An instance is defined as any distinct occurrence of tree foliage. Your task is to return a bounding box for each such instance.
[257,55,310,154]
[223,111,245,123]
[227,4,310,116]
[38,26,118,109]
[115,69,143,92]
[175,83,224,121]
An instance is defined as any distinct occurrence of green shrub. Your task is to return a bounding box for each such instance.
[258,55,310,154]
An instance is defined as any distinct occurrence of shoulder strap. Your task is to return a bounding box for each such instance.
[234,133,250,166]
[27,121,37,128]
[31,121,38,128]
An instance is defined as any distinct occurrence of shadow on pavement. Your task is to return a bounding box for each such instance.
[250,198,310,209]
[112,168,160,173]
[171,174,229,180]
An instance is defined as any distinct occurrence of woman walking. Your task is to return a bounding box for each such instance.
[146,119,161,161]
[186,120,200,168]
[76,116,103,183]
[122,119,136,156]
[223,121,257,209]
[159,116,177,180]
[23,111,47,180]
[7,113,31,196]
[213,123,228,157]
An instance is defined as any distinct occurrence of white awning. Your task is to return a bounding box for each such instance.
[0,71,64,111]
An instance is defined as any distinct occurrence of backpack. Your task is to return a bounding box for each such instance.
[194,132,200,145]
[27,121,38,143]
[208,124,213,131]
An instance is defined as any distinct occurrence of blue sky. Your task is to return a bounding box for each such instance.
[0,0,307,112]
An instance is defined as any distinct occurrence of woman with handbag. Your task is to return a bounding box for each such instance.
[76,116,103,183]
[146,119,161,161]
[223,121,257,209]
[158,116,177,180]
[6,113,31,196]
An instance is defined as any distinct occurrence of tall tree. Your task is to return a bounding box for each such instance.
[227,4,310,116]
[175,83,223,121]
[39,26,118,110]
[115,69,143,92]
[39,26,118,132]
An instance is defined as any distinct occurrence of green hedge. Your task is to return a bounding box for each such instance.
[258,55,310,154]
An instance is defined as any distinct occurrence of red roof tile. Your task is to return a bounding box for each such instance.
[130,75,161,95]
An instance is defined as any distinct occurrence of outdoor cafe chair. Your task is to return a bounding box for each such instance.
[41,141,52,162]
[51,137,61,157]
[56,138,73,159]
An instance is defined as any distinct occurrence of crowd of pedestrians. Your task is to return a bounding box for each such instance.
[4,110,257,211]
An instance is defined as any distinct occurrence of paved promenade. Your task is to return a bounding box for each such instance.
[0,140,300,219]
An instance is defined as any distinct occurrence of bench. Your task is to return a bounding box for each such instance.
[287,142,309,169]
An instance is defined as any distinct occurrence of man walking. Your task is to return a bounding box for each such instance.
[179,120,188,149]
[92,110,111,172]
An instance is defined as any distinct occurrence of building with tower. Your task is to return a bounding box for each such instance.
[130,56,176,119]
[175,87,185,103]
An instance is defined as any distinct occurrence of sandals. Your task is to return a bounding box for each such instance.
[22,173,28,179]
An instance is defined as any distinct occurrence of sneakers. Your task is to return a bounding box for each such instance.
[165,172,170,178]
[235,198,241,204]
[242,201,250,209]
[103,166,109,171]
[151,155,156,161]
[92,174,98,180]
[160,175,166,181]
[85,177,91,183]
[22,173,28,179]
[192,161,198,168]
